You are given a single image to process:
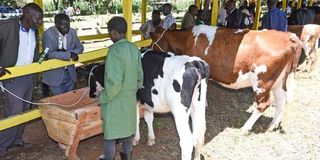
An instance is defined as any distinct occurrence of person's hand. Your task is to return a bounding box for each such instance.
[0,66,11,77]
[70,52,79,61]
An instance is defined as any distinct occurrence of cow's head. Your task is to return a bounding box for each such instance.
[150,26,169,52]
[76,63,105,98]
[88,65,105,98]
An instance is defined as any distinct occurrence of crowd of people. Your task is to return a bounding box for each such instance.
[0,0,320,159]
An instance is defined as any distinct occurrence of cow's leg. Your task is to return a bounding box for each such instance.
[172,106,193,160]
[144,110,156,146]
[191,81,207,160]
[241,108,263,134]
[133,104,140,146]
[268,83,287,132]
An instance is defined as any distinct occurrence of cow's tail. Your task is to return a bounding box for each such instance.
[289,33,303,76]
[287,34,301,103]
[188,60,210,159]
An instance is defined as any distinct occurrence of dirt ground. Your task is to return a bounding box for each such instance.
[1,68,320,160]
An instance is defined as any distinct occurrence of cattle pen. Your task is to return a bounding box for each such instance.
[0,0,319,160]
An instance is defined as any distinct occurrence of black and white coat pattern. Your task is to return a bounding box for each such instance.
[87,51,209,160]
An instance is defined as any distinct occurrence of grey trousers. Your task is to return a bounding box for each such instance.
[104,135,133,160]
[0,74,35,152]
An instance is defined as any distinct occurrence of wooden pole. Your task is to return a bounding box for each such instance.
[211,0,218,26]
[253,0,261,30]
[123,0,133,41]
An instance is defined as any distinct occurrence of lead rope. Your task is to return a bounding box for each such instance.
[0,67,97,107]
[151,29,167,52]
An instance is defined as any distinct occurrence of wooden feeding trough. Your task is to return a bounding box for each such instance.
[39,87,102,160]
[39,87,145,160]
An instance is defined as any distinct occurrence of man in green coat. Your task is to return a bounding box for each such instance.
[99,17,143,160]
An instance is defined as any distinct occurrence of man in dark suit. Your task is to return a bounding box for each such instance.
[225,0,246,29]
[0,3,43,156]
[42,13,83,95]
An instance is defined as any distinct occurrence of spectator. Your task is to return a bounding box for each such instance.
[296,1,315,25]
[218,1,227,26]
[161,3,176,30]
[139,10,162,39]
[0,3,43,156]
[75,6,81,16]
[42,13,83,96]
[262,0,287,31]
[225,0,246,29]
[66,4,74,17]
[98,16,143,160]
[196,10,208,25]
[181,5,198,29]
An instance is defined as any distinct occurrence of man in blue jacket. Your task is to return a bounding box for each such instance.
[262,0,288,31]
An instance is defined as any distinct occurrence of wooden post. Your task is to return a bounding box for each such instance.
[253,0,261,30]
[33,0,44,51]
[123,0,133,41]
[282,0,287,12]
[211,0,218,26]
[141,0,147,40]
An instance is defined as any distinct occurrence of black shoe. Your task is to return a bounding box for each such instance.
[120,152,132,160]
[11,141,32,148]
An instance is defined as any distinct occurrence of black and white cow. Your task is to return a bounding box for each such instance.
[87,51,210,160]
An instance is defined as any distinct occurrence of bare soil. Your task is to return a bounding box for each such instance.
[1,70,320,160]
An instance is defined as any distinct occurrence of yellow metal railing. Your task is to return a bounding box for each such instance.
[0,39,152,131]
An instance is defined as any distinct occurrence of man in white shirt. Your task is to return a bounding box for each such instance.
[0,3,43,156]
[161,3,176,30]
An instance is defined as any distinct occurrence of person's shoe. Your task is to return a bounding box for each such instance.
[98,154,105,160]
[11,141,32,148]
[120,152,132,160]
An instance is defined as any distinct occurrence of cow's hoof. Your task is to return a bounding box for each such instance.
[240,127,251,135]
[147,139,155,146]
[266,124,278,132]
[133,140,139,146]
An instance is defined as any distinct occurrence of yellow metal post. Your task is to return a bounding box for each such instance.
[253,0,261,30]
[297,0,302,9]
[195,0,201,9]
[141,0,147,40]
[33,0,44,51]
[282,0,287,12]
[211,0,219,26]
[123,0,133,41]
[309,0,314,7]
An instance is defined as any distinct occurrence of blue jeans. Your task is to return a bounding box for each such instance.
[103,135,133,160]
[50,70,75,95]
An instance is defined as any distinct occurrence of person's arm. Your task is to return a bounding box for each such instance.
[70,30,84,54]
[42,31,71,61]
[100,47,123,103]
[137,49,143,89]
[139,22,149,38]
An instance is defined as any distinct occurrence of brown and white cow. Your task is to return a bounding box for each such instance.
[150,25,302,133]
[288,24,320,72]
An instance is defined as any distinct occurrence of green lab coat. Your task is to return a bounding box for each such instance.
[99,39,143,140]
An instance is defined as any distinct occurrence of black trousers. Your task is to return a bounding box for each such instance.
[0,74,35,152]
